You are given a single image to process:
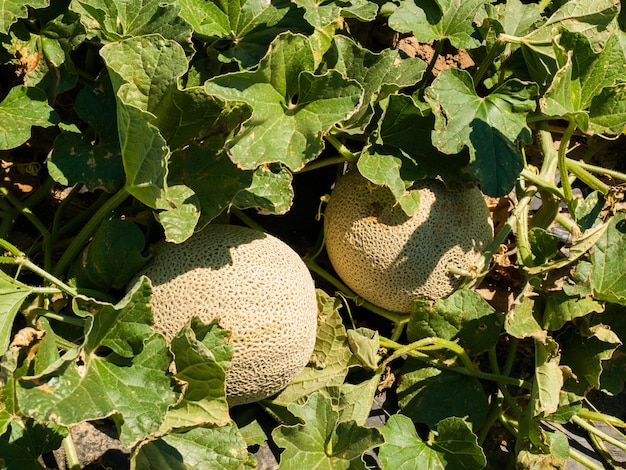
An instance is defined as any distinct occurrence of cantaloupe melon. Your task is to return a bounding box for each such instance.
[136,224,318,406]
[324,169,493,313]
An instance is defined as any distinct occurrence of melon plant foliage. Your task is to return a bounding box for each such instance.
[1,0,626,469]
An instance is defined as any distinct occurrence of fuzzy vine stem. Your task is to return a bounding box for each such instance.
[557,120,578,210]
[566,158,626,183]
[488,346,523,418]
[53,187,130,278]
[300,155,351,173]
[577,409,626,429]
[62,434,81,470]
[325,133,359,162]
[567,447,607,470]
[473,35,505,86]
[571,414,626,454]
[378,336,475,373]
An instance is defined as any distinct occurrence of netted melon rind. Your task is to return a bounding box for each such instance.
[136,224,318,406]
[324,170,493,313]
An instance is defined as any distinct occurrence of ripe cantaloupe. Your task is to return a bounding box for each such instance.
[136,224,318,406]
[324,169,493,313]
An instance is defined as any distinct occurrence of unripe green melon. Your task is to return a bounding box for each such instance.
[136,224,318,406]
[324,170,493,313]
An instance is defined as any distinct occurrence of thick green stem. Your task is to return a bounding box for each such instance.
[62,433,81,470]
[379,336,475,373]
[567,447,607,470]
[53,187,130,278]
[571,415,626,453]
[566,158,626,183]
[473,35,505,85]
[515,180,536,267]
[557,120,578,210]
[15,256,78,297]
[325,134,358,162]
[538,126,559,182]
[577,409,626,429]
[565,160,611,194]
[489,347,523,418]
[300,155,350,173]
[416,40,444,97]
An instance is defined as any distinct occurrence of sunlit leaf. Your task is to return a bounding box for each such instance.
[0,86,59,150]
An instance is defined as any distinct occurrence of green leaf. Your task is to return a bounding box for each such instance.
[72,217,149,290]
[425,69,537,196]
[0,276,31,356]
[540,30,624,133]
[376,94,436,159]
[168,145,253,229]
[151,86,235,150]
[177,0,310,68]
[162,318,232,430]
[516,425,569,469]
[589,82,626,135]
[294,0,377,28]
[356,145,422,216]
[16,280,177,448]
[134,422,256,470]
[504,296,545,341]
[347,328,380,371]
[530,336,562,417]
[100,35,189,115]
[0,86,59,150]
[589,213,626,305]
[70,0,192,44]
[542,292,603,331]
[335,373,381,426]
[270,290,353,406]
[0,0,49,34]
[407,289,502,355]
[7,12,83,101]
[488,0,542,39]
[388,0,486,49]
[528,227,559,266]
[516,0,619,87]
[322,34,426,131]
[155,184,201,243]
[272,391,382,470]
[233,164,294,215]
[0,419,67,470]
[560,325,621,397]
[205,32,363,171]
[397,361,489,429]
[522,0,619,56]
[379,414,486,470]
[48,77,124,192]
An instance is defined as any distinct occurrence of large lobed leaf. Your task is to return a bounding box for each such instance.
[379,414,486,470]
[425,69,537,197]
[205,32,364,172]
[0,86,59,150]
[15,279,177,448]
[272,390,382,470]
[0,0,49,35]
[177,0,310,67]
[70,0,192,44]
